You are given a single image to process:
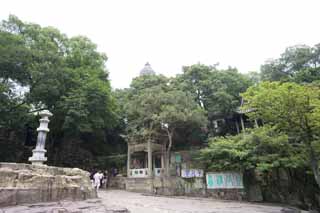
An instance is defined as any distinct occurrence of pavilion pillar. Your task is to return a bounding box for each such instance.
[240,114,245,133]
[127,145,131,177]
[161,153,164,169]
[145,152,148,168]
[148,140,153,177]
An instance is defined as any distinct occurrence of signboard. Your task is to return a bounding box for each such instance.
[206,172,243,189]
[181,169,204,178]
[175,154,181,163]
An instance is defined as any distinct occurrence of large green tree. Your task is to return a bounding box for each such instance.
[261,44,320,83]
[124,74,206,175]
[241,82,320,188]
[200,126,299,172]
[0,15,116,167]
[174,64,252,135]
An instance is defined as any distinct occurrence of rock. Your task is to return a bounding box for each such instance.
[0,163,97,207]
[51,208,68,213]
[281,207,301,213]
[106,206,130,213]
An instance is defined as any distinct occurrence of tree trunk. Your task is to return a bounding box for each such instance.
[309,147,320,188]
[164,151,170,177]
[304,115,320,188]
[164,128,174,176]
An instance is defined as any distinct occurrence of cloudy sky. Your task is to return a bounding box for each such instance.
[1,0,320,88]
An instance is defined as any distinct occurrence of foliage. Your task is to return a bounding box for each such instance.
[125,74,206,144]
[261,44,320,83]
[0,15,117,167]
[242,81,320,187]
[241,82,320,137]
[122,73,207,175]
[200,126,301,172]
[174,64,252,135]
[0,15,115,135]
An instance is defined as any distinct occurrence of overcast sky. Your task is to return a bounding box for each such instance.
[1,0,320,88]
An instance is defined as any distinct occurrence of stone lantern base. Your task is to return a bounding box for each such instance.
[28,149,47,165]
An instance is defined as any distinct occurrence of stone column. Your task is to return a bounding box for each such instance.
[148,141,152,177]
[29,110,52,165]
[127,145,131,177]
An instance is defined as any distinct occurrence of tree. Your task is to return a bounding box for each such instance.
[153,89,207,175]
[0,15,115,134]
[174,64,252,135]
[260,44,320,83]
[199,126,300,172]
[0,15,116,167]
[125,74,207,176]
[241,82,320,188]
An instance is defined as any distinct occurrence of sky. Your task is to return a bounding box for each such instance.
[1,0,320,88]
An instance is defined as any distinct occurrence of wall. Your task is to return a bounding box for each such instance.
[244,169,320,210]
[108,176,126,189]
[125,177,154,193]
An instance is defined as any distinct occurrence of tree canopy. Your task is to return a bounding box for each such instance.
[261,44,320,83]
[0,15,117,168]
[200,126,301,172]
[241,82,320,187]
[173,64,253,135]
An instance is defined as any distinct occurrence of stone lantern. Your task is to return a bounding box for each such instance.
[29,110,52,165]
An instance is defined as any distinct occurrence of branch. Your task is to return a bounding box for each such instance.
[6,101,27,113]
[28,107,47,114]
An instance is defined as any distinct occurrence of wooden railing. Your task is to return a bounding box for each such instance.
[129,168,148,178]
[129,168,164,177]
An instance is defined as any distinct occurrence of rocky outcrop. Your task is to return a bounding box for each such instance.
[0,162,97,207]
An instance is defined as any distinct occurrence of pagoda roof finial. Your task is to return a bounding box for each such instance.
[140,62,155,76]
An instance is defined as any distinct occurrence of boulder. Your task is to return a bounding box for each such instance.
[0,162,96,207]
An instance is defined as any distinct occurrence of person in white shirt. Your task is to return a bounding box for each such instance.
[93,171,104,191]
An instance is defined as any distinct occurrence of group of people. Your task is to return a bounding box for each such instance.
[90,170,108,191]
[90,168,119,191]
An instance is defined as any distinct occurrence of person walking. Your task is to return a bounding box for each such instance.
[102,170,108,189]
[93,171,104,191]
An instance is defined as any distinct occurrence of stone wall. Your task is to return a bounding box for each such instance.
[125,177,154,193]
[207,189,245,200]
[124,176,244,200]
[153,177,206,196]
[108,176,126,189]
[0,162,97,207]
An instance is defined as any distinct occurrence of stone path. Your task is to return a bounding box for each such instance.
[99,190,288,213]
[0,198,127,213]
[1,190,302,213]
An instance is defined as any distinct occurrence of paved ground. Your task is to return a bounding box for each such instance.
[99,190,287,213]
[1,190,298,213]
[1,199,113,213]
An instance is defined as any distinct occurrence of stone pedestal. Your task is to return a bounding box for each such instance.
[29,110,52,165]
